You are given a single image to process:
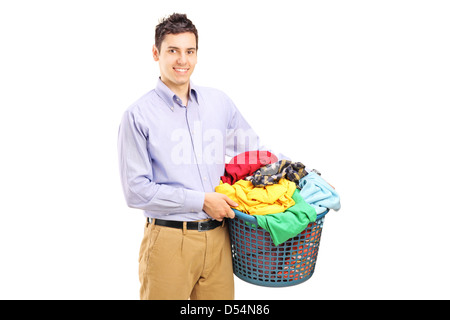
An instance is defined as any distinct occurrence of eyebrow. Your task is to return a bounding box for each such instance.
[167,46,197,51]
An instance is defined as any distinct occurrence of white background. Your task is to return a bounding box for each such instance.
[1,0,449,300]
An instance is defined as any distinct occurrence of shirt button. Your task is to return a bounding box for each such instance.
[203,177,207,181]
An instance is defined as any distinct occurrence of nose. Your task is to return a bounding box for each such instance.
[177,52,187,65]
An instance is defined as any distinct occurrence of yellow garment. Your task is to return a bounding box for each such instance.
[215,178,296,215]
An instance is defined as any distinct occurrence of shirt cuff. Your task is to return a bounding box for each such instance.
[184,189,205,213]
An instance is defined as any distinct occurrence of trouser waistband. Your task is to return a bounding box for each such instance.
[147,217,223,232]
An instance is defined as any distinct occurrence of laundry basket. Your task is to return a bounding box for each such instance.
[228,208,328,287]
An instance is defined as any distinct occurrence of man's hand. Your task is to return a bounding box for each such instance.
[203,192,238,221]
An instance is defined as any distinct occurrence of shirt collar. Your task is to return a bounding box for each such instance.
[155,78,199,111]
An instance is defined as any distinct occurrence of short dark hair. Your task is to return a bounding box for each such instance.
[155,13,198,52]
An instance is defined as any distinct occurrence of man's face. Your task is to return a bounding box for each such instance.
[153,32,197,90]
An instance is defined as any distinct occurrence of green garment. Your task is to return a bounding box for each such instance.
[255,188,317,246]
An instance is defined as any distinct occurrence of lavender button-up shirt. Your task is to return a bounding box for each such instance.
[118,79,271,221]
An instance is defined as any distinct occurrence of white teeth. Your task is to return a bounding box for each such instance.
[175,68,188,72]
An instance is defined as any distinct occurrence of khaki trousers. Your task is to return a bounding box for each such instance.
[138,219,234,300]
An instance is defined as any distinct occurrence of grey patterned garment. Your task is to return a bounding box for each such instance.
[245,160,309,187]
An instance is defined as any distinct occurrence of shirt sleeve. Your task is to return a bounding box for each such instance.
[117,109,205,214]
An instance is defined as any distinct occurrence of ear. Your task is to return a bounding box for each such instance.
[152,45,159,61]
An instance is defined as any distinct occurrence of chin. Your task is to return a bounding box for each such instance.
[173,76,191,85]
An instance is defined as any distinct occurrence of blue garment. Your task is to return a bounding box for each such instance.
[118,78,279,221]
[298,172,341,214]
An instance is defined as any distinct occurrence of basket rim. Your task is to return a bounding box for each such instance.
[231,207,328,226]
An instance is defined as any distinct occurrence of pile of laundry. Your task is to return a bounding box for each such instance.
[215,151,341,246]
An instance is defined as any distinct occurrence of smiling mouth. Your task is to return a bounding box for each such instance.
[174,68,189,73]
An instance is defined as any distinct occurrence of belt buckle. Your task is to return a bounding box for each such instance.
[198,221,207,232]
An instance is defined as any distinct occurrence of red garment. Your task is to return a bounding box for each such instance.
[221,151,278,185]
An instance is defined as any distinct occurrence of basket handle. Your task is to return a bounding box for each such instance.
[230,208,258,226]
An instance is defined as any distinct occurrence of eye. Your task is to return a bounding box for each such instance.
[169,49,177,54]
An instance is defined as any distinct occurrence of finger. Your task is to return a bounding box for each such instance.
[227,209,235,219]
[222,194,239,207]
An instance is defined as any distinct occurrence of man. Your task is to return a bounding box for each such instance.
[117,13,270,300]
